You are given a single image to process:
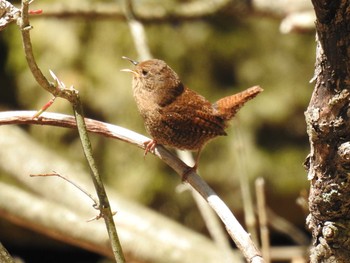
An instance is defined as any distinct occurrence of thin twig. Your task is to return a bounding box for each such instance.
[72,100,125,262]
[18,1,125,262]
[234,125,259,244]
[255,178,270,263]
[18,0,77,103]
[30,171,108,222]
[32,95,56,118]
[30,171,99,207]
[267,207,310,246]
[122,0,152,60]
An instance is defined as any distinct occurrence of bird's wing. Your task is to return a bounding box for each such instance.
[160,108,227,137]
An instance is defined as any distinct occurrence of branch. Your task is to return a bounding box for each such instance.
[18,1,125,261]
[0,125,243,263]
[122,0,152,60]
[18,1,78,103]
[121,2,262,261]
[0,110,263,262]
[234,126,258,244]
[73,102,125,263]
[255,178,270,263]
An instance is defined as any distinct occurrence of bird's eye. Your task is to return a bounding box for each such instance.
[141,69,148,76]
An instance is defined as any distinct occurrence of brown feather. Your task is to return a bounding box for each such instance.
[122,58,263,163]
[213,85,263,120]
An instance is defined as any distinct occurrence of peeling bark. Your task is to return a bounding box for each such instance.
[306,0,350,261]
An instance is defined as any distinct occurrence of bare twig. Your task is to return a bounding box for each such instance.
[18,1,77,103]
[32,97,56,118]
[73,98,125,262]
[18,1,125,262]
[255,178,270,263]
[267,208,310,246]
[0,111,148,146]
[122,0,152,60]
[234,125,259,244]
[30,171,99,207]
[0,110,263,262]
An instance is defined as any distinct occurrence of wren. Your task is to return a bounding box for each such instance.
[121,57,263,170]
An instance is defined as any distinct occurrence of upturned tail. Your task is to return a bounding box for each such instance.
[213,85,263,120]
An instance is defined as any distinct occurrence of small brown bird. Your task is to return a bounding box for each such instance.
[121,57,262,171]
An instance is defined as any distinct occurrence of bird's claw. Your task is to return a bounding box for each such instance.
[143,139,157,157]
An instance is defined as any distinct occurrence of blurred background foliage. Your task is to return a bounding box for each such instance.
[0,0,314,256]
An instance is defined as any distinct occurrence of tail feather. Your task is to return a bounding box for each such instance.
[213,85,263,120]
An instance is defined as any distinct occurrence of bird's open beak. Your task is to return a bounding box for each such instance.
[121,56,140,76]
[122,56,139,65]
[120,68,139,77]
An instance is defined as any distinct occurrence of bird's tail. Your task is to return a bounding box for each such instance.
[213,85,263,120]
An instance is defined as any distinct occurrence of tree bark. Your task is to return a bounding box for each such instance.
[306,0,350,262]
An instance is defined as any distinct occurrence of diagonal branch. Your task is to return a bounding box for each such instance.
[121,1,263,261]
[0,110,263,262]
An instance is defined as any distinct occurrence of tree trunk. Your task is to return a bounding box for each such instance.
[306,0,350,262]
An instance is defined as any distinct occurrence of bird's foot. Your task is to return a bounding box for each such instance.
[143,139,157,157]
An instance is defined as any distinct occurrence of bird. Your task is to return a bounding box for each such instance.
[121,56,263,172]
